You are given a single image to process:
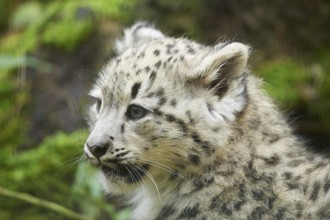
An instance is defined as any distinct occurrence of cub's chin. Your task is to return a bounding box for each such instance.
[99,164,149,194]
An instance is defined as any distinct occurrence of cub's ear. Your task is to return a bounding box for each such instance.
[191,42,249,96]
[188,42,250,121]
[115,22,165,54]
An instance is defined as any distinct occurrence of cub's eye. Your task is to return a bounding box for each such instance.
[96,99,102,112]
[93,97,102,112]
[127,104,148,120]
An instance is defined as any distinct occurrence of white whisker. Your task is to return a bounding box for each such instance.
[135,164,161,202]
[124,165,139,186]
[138,158,185,179]
[55,155,86,175]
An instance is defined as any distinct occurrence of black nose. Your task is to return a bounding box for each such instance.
[87,142,110,158]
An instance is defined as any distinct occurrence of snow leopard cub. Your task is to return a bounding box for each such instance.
[84,22,330,219]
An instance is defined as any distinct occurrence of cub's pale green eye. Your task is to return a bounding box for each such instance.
[127,104,148,120]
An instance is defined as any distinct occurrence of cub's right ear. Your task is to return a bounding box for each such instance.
[114,22,165,54]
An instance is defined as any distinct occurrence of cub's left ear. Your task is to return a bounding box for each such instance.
[193,42,249,96]
[189,42,250,120]
[115,22,165,54]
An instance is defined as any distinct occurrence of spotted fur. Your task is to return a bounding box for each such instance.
[84,22,330,220]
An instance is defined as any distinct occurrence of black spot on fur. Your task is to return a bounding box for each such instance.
[186,110,194,123]
[146,92,155,98]
[137,51,145,59]
[121,124,125,133]
[244,161,262,182]
[269,135,280,143]
[170,99,177,107]
[191,132,202,144]
[263,154,280,166]
[179,204,200,218]
[165,114,175,122]
[155,205,176,220]
[309,181,321,201]
[252,189,265,200]
[188,153,200,165]
[191,132,212,154]
[248,118,261,130]
[131,83,141,99]
[165,114,188,133]
[136,69,141,75]
[158,97,167,106]
[153,108,163,116]
[268,196,276,210]
[150,70,157,81]
[187,47,196,54]
[217,170,234,177]
[284,172,293,180]
[210,200,233,216]
[156,88,164,97]
[155,60,162,69]
[154,49,160,56]
[233,200,246,211]
[176,119,188,133]
[144,66,150,73]
[166,44,175,49]
[248,206,268,220]
[287,182,299,190]
[324,178,330,193]
[193,175,214,190]
[275,207,287,220]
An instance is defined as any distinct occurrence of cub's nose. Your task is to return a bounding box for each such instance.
[86,142,110,158]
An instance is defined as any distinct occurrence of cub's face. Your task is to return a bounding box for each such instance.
[84,23,249,193]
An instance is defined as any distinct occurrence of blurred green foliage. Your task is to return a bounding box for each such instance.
[257,60,311,107]
[257,56,330,129]
[0,0,135,219]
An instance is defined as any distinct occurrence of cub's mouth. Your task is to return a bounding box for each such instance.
[101,164,149,182]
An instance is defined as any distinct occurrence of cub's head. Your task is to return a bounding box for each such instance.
[84,22,249,194]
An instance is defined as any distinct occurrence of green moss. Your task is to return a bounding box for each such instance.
[41,0,135,52]
[86,0,136,20]
[257,55,330,130]
[309,50,330,125]
[9,1,43,29]
[0,70,28,151]
[256,60,311,107]
[0,0,135,55]
[0,129,127,219]
[0,130,88,219]
[42,18,94,52]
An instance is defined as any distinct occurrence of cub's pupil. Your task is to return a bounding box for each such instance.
[128,105,146,119]
[96,99,101,111]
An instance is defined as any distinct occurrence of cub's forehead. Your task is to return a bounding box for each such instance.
[95,38,207,100]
